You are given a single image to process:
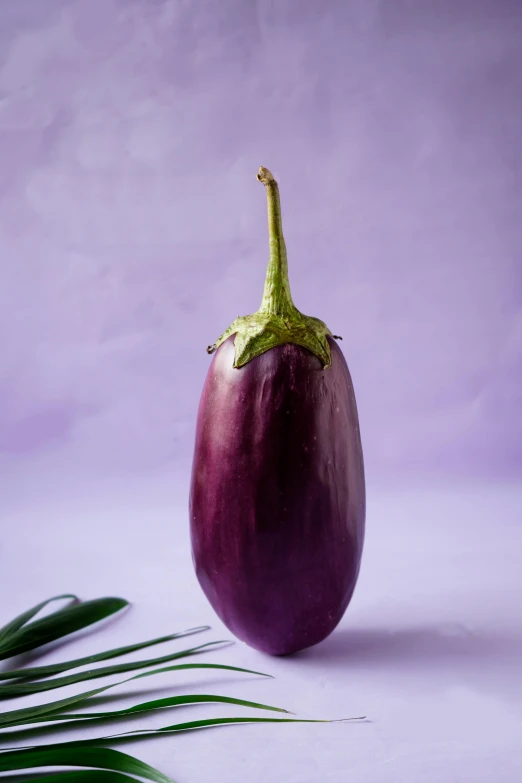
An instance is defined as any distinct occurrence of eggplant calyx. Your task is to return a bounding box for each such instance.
[206,167,335,369]
[206,310,333,369]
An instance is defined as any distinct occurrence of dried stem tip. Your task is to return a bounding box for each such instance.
[257,167,276,185]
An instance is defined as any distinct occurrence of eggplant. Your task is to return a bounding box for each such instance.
[189,167,365,655]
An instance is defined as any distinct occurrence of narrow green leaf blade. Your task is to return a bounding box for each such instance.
[131,662,272,681]
[0,684,120,729]
[15,772,158,783]
[137,716,328,735]
[0,662,272,729]
[0,595,78,648]
[12,693,290,729]
[0,627,210,683]
[79,692,290,719]
[0,599,129,662]
[0,642,229,701]
[0,717,335,751]
[0,746,174,783]
[121,692,289,715]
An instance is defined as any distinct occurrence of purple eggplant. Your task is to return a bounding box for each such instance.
[189,167,365,655]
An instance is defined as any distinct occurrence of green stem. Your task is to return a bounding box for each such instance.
[256,168,297,318]
[206,166,335,369]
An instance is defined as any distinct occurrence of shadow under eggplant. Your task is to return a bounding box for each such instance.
[291,624,522,671]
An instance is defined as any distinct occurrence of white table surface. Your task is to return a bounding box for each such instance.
[1,469,521,783]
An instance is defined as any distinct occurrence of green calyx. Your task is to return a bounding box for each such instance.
[206,166,339,369]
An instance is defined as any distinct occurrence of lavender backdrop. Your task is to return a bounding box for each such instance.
[0,0,521,496]
[1,5,522,781]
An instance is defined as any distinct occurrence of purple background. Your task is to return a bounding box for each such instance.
[1,4,522,782]
[1,0,521,495]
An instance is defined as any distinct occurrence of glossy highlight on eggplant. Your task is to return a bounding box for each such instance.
[189,167,365,655]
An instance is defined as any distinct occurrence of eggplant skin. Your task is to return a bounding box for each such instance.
[189,335,365,656]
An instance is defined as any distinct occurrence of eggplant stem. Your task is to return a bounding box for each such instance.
[205,166,336,369]
[257,167,297,319]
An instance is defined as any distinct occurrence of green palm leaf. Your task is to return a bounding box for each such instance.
[0,746,174,782]
[0,595,78,648]
[43,692,290,722]
[0,642,231,701]
[0,592,361,782]
[0,599,128,662]
[119,715,328,737]
[0,717,341,754]
[0,662,276,730]
[0,627,210,683]
[11,772,163,783]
